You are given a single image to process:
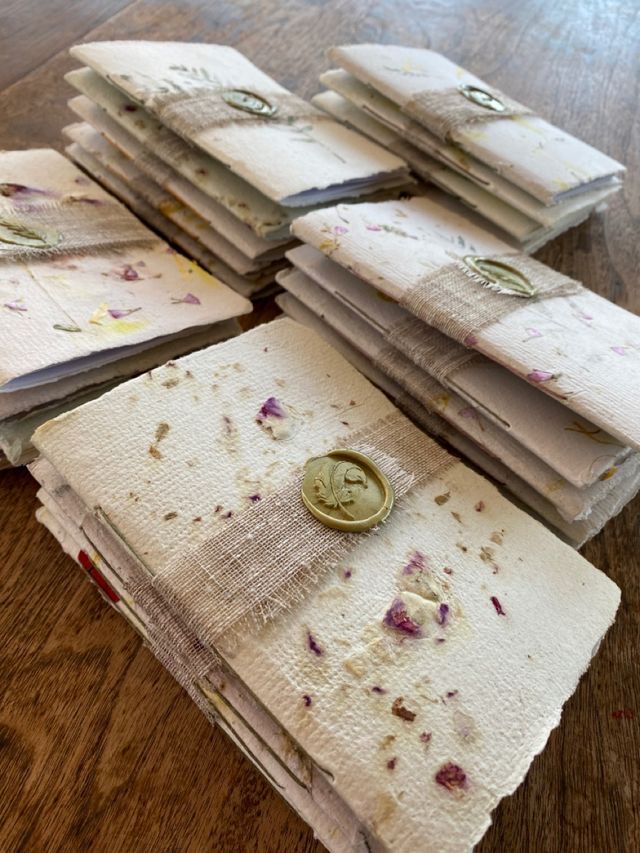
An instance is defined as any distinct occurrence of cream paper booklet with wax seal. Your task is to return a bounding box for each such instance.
[275,290,612,549]
[0,148,250,466]
[311,87,611,253]
[275,266,640,527]
[68,41,411,207]
[291,194,640,453]
[32,317,619,852]
[286,244,632,490]
[327,45,625,206]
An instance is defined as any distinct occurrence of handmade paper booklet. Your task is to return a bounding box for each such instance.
[0,148,250,466]
[319,44,625,246]
[32,317,620,852]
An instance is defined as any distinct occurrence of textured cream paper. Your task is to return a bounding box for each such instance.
[33,318,620,852]
[317,70,620,229]
[65,95,292,262]
[287,244,631,489]
[69,42,410,206]
[0,149,250,392]
[65,142,272,299]
[292,197,640,452]
[0,320,238,465]
[63,122,282,277]
[328,45,625,205]
[277,267,640,524]
[276,290,605,548]
[312,89,611,254]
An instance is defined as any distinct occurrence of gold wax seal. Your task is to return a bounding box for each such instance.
[0,219,58,249]
[462,255,537,297]
[458,84,505,113]
[221,89,277,117]
[301,449,394,532]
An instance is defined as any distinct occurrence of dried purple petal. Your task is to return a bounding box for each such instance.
[436,603,450,627]
[383,598,423,637]
[392,697,416,722]
[108,307,141,318]
[371,686,386,695]
[307,631,324,656]
[117,264,140,281]
[124,104,138,112]
[611,346,627,356]
[474,501,485,512]
[435,763,467,791]
[365,223,382,231]
[257,396,286,421]
[402,550,426,575]
[491,596,506,616]
[527,369,554,383]
[171,292,202,304]
[333,225,348,235]
[303,694,313,707]
[420,731,432,744]
[446,690,458,700]
[3,301,27,312]
[0,183,48,198]
[386,757,397,770]
[248,494,262,503]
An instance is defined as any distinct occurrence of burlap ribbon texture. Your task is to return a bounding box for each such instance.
[149,410,453,650]
[0,197,158,261]
[400,253,583,347]
[404,83,533,142]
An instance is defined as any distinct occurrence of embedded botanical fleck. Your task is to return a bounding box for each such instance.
[343,655,367,678]
[420,731,432,746]
[434,491,450,506]
[171,292,202,304]
[436,603,450,627]
[302,694,313,707]
[490,530,505,546]
[474,501,485,512]
[402,550,427,575]
[386,757,397,770]
[256,396,295,440]
[435,762,467,791]
[392,697,416,722]
[451,511,463,524]
[453,709,478,742]
[149,422,170,459]
[480,545,500,574]
[371,685,386,695]
[162,377,180,389]
[3,300,27,312]
[491,596,506,616]
[307,631,324,656]
[379,734,396,749]
[383,597,424,637]
[163,511,178,521]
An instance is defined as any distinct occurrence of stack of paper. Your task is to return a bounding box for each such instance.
[62,41,412,299]
[0,148,251,467]
[315,45,625,251]
[276,193,640,545]
[31,317,619,851]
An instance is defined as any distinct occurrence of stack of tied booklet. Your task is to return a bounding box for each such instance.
[61,41,411,299]
[314,44,625,252]
[275,192,640,547]
[0,148,251,468]
[30,317,620,852]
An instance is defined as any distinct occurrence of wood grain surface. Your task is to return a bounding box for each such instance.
[0,1,638,851]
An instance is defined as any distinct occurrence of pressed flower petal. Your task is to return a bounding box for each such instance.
[171,292,202,305]
[108,307,142,319]
[3,300,27,312]
[527,369,554,383]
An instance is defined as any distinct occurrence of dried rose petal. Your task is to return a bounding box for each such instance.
[303,694,313,707]
[365,223,382,231]
[172,292,201,305]
[307,631,324,656]
[392,697,416,722]
[420,731,432,744]
[527,369,554,383]
[383,598,423,637]
[118,264,140,281]
[611,346,627,356]
[0,183,48,198]
[435,762,467,791]
[386,757,397,770]
[491,596,506,616]
[248,494,261,503]
[333,225,348,235]
[371,685,386,695]
[3,301,27,312]
[256,396,286,421]
[436,603,450,627]
[402,550,426,575]
[108,307,141,319]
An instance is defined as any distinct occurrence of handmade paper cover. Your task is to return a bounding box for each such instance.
[276,290,604,548]
[0,149,250,392]
[317,70,619,228]
[277,267,640,524]
[291,196,640,452]
[287,244,631,489]
[311,89,605,254]
[69,42,410,206]
[33,318,620,852]
[328,45,625,205]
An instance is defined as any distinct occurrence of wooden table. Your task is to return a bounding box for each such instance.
[0,1,638,850]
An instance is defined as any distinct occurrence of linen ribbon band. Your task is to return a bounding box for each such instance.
[403,85,533,142]
[0,199,158,260]
[400,253,583,345]
[150,410,453,649]
[385,318,483,386]
[148,87,330,137]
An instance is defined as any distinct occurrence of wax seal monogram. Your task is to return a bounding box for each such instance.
[458,83,505,113]
[221,89,278,117]
[301,449,395,532]
[462,255,537,297]
[0,218,59,249]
